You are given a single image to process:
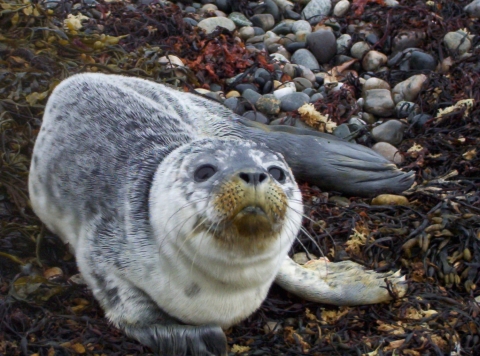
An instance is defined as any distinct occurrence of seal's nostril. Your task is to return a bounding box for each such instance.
[258,173,267,183]
[239,172,268,186]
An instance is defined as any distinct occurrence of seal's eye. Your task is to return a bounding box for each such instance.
[194,165,216,182]
[268,166,286,183]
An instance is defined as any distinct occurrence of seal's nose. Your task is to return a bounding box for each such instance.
[238,172,268,186]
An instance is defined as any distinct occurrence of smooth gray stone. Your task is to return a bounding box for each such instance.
[292,20,311,34]
[271,22,293,35]
[285,42,307,53]
[284,7,301,20]
[310,93,324,103]
[364,89,395,117]
[409,51,437,70]
[280,92,310,111]
[301,0,332,24]
[236,84,259,94]
[242,89,261,105]
[307,30,337,64]
[294,77,312,91]
[291,49,320,71]
[250,14,275,31]
[371,120,405,146]
[263,0,281,22]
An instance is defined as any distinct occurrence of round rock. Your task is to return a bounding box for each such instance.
[372,142,404,164]
[392,74,427,104]
[250,14,275,31]
[291,49,320,71]
[280,92,310,112]
[256,94,281,115]
[292,20,312,34]
[363,89,395,117]
[350,41,371,59]
[307,29,337,64]
[362,50,388,71]
[336,34,352,55]
[198,17,236,34]
[371,120,405,146]
[301,0,332,24]
[333,0,350,17]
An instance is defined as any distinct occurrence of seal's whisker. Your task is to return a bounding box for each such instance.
[161,202,208,243]
[164,197,209,229]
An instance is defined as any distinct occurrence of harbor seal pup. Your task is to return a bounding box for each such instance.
[29,73,408,355]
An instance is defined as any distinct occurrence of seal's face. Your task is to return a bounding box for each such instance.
[150,138,302,255]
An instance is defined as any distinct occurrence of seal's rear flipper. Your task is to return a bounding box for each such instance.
[275,257,407,305]
[240,119,415,197]
[124,324,227,356]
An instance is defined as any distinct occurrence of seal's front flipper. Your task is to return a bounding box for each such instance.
[123,323,227,356]
[275,257,407,305]
[239,120,415,197]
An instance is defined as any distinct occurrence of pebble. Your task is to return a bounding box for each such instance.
[443,30,472,55]
[264,321,283,334]
[362,50,388,71]
[409,51,437,71]
[243,110,270,124]
[228,12,252,27]
[251,14,275,31]
[242,88,261,105]
[236,83,259,93]
[336,34,352,55]
[225,90,240,98]
[371,194,409,206]
[310,93,324,103]
[307,29,337,64]
[262,0,282,22]
[293,77,312,91]
[465,0,480,17]
[350,41,371,59]
[238,26,255,40]
[197,17,236,34]
[292,20,312,34]
[392,74,427,104]
[271,21,293,35]
[280,92,310,112]
[363,89,395,117]
[388,49,436,71]
[371,120,405,146]
[285,7,302,20]
[333,0,350,17]
[273,86,295,99]
[158,55,184,68]
[302,0,332,24]
[363,78,390,93]
[291,49,320,71]
[256,94,281,115]
[372,142,404,165]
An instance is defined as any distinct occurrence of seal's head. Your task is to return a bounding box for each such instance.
[150,138,303,257]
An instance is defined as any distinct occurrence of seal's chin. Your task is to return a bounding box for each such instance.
[232,205,273,237]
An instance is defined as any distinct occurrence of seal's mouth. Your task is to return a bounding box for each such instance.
[238,205,267,217]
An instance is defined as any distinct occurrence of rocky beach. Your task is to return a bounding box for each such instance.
[0,0,479,354]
